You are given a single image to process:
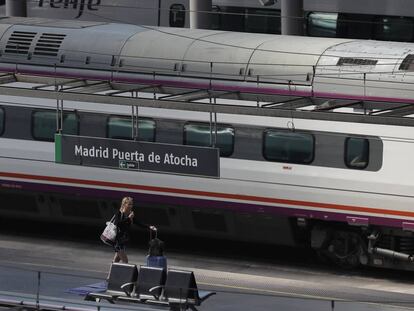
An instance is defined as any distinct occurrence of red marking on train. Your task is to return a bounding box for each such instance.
[0,171,413,218]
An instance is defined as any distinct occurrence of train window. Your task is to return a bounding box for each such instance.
[169,4,186,27]
[210,5,222,30]
[245,9,281,34]
[216,6,245,32]
[337,14,374,39]
[307,12,338,38]
[183,123,234,157]
[399,54,414,71]
[374,16,414,42]
[107,117,155,142]
[345,137,369,169]
[0,107,4,136]
[32,111,79,141]
[263,130,314,164]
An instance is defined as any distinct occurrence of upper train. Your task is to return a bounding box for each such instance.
[1,17,414,270]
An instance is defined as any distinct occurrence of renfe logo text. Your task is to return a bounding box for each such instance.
[38,0,101,18]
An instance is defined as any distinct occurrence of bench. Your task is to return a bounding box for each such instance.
[85,264,215,310]
[118,265,166,303]
[84,262,138,303]
[150,269,216,311]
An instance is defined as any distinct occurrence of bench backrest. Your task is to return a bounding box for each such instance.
[138,265,166,297]
[164,269,198,301]
[107,263,138,293]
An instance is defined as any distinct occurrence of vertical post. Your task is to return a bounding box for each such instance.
[213,98,217,148]
[157,0,162,26]
[131,104,134,139]
[179,287,183,311]
[135,105,139,140]
[363,73,367,115]
[331,300,335,311]
[60,98,63,134]
[256,75,260,107]
[54,64,59,133]
[56,85,59,133]
[189,0,212,29]
[209,62,213,90]
[209,93,213,147]
[54,64,63,134]
[153,72,156,100]
[6,0,27,17]
[209,62,214,146]
[281,0,303,35]
[36,271,41,310]
[311,65,316,96]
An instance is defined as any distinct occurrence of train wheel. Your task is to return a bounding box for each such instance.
[326,231,362,269]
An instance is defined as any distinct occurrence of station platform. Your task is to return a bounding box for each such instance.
[1,226,414,311]
[1,262,413,311]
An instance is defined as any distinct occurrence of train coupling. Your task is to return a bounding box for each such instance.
[367,231,414,263]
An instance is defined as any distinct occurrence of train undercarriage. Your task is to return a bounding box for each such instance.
[2,187,414,271]
[310,223,414,270]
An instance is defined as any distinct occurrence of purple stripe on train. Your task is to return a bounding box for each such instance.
[0,178,408,229]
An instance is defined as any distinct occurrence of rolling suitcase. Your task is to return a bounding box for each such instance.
[146,229,167,270]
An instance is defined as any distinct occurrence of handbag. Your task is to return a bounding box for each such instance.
[100,215,118,246]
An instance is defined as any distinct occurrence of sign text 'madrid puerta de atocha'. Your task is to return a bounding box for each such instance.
[55,135,220,178]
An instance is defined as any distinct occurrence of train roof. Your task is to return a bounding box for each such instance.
[0,17,354,82]
[0,18,414,127]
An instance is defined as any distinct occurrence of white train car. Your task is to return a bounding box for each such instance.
[1,17,414,270]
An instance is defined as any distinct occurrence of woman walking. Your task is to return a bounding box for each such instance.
[112,196,156,263]
[112,196,134,263]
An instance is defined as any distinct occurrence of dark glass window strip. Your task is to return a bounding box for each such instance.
[263,130,314,164]
[107,116,156,142]
[32,110,79,141]
[345,137,369,169]
[183,123,235,157]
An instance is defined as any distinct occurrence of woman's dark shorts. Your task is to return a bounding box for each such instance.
[114,241,126,252]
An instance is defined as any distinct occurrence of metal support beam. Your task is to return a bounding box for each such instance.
[109,85,157,96]
[261,97,304,108]
[314,99,361,111]
[161,90,235,102]
[373,105,414,117]
[6,0,27,17]
[189,0,212,29]
[281,0,303,35]
[63,81,110,93]
[0,85,411,127]
[32,79,84,90]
